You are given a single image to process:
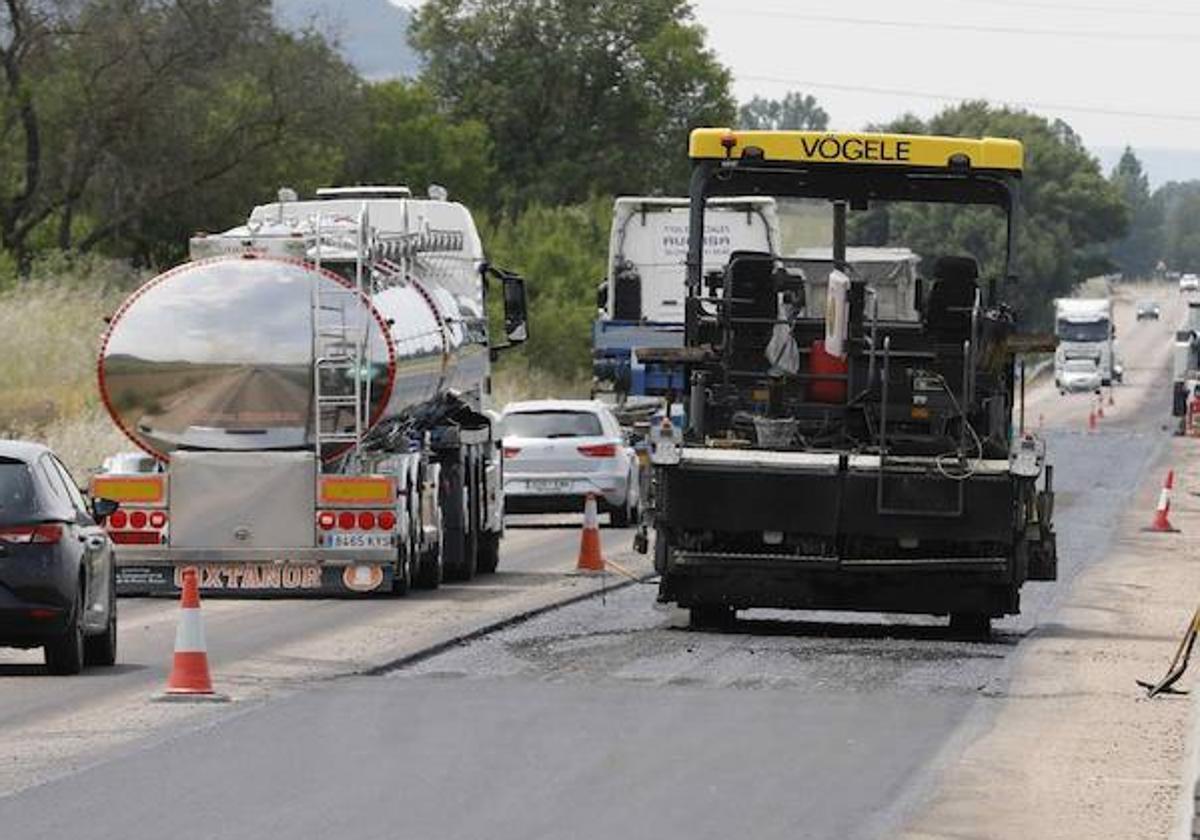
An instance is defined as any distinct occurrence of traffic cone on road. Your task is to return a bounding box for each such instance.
[156,568,228,702]
[1144,470,1181,533]
[1096,395,1105,419]
[575,494,606,573]
[1087,407,1097,433]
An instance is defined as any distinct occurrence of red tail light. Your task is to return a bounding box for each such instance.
[149,511,167,529]
[317,511,336,531]
[503,447,521,459]
[337,511,356,530]
[378,511,396,530]
[0,524,63,544]
[577,443,618,458]
[129,510,148,529]
[109,510,128,529]
[357,511,376,530]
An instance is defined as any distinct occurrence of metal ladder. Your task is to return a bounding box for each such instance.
[311,208,374,467]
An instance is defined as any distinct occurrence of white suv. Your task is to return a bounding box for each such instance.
[1180,273,1199,293]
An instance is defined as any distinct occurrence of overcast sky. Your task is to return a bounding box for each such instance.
[395,0,1200,183]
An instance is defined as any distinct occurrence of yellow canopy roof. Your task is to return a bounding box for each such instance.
[690,129,1023,172]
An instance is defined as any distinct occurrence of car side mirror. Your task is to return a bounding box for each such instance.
[91,497,119,523]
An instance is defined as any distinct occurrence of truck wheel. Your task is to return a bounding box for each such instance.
[414,542,442,590]
[391,548,412,596]
[689,604,736,630]
[476,531,500,574]
[948,612,991,639]
[444,526,478,582]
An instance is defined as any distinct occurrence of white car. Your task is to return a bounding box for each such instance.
[1181,274,1199,293]
[501,399,641,526]
[1057,359,1102,394]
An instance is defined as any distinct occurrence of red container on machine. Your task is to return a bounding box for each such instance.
[809,339,848,404]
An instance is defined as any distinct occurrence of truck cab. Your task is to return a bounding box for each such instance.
[592,197,779,401]
[1053,297,1116,387]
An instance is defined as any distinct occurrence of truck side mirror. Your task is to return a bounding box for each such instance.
[913,276,924,313]
[502,272,528,344]
[485,265,529,353]
[596,281,608,310]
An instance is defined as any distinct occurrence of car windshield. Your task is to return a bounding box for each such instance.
[503,411,604,438]
[0,459,40,524]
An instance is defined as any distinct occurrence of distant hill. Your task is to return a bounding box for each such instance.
[274,0,420,80]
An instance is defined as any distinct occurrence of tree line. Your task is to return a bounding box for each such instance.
[0,0,1187,382]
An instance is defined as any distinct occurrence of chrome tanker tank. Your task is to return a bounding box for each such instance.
[98,255,488,460]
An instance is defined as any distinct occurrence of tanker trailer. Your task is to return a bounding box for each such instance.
[91,186,529,595]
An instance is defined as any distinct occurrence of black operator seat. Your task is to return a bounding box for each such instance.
[725,251,777,372]
[924,255,980,342]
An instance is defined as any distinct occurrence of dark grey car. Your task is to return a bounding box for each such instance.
[0,441,119,674]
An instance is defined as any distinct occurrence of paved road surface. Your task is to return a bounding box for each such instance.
[0,284,1184,839]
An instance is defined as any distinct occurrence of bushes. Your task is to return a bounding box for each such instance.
[485,198,612,383]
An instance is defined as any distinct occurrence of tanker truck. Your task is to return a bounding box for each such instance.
[90,186,528,595]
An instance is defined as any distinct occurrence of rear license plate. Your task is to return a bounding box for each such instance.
[527,479,571,493]
[328,533,393,549]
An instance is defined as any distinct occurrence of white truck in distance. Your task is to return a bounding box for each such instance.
[1054,297,1118,392]
[592,197,780,400]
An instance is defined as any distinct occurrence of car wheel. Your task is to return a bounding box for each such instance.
[46,586,85,675]
[83,574,118,667]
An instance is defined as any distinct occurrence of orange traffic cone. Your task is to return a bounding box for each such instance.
[1144,470,1181,533]
[1096,395,1105,419]
[575,494,605,573]
[155,567,228,702]
[1108,389,1115,407]
[1087,407,1097,433]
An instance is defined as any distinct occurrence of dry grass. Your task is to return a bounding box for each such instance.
[0,261,586,474]
[0,260,144,476]
[490,362,590,408]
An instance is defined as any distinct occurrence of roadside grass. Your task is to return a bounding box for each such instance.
[491,361,589,408]
[0,260,591,473]
[0,260,144,476]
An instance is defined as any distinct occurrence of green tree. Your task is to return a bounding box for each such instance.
[339,80,495,209]
[1108,146,1161,279]
[738,91,828,131]
[483,197,612,380]
[859,103,1127,325]
[1155,181,1200,273]
[410,0,735,209]
[1,0,360,268]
